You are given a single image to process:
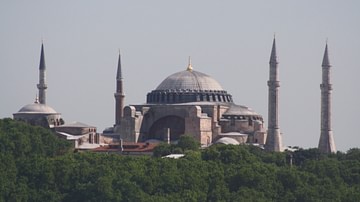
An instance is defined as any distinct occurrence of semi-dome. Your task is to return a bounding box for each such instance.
[221,104,263,123]
[223,104,260,116]
[147,63,233,104]
[17,103,58,114]
[156,70,224,91]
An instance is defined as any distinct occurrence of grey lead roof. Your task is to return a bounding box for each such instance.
[16,103,58,114]
[223,104,260,116]
[155,70,224,91]
[215,137,240,145]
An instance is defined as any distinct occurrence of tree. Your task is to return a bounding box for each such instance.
[2,118,360,202]
[153,135,200,157]
[177,135,200,151]
[153,143,172,157]
[345,148,360,161]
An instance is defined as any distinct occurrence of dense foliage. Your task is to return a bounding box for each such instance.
[153,135,200,157]
[1,118,360,201]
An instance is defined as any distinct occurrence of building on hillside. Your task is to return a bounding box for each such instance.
[106,54,267,147]
[13,43,101,149]
[13,39,337,153]
[55,122,100,148]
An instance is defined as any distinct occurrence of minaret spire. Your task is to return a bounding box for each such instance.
[116,49,122,80]
[37,43,47,104]
[270,36,278,64]
[322,43,330,67]
[265,37,283,152]
[114,51,125,125]
[318,42,336,153]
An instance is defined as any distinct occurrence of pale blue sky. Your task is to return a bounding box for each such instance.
[1,1,359,151]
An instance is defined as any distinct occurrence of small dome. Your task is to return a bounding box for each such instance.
[17,103,57,114]
[220,132,248,136]
[156,70,224,91]
[215,137,240,145]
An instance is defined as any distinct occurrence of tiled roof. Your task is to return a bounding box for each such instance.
[92,142,158,153]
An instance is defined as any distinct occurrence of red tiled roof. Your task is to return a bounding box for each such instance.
[92,142,158,153]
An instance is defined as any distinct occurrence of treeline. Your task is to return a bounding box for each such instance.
[1,118,360,201]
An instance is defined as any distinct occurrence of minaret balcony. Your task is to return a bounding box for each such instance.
[320,84,333,90]
[114,92,125,98]
[37,84,47,89]
[267,81,280,87]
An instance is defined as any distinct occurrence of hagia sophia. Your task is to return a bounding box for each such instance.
[108,56,266,147]
[12,38,336,154]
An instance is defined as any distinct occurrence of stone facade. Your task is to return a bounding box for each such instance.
[113,61,266,146]
[115,103,266,146]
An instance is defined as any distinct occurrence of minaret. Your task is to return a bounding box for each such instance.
[114,51,125,125]
[37,43,47,104]
[265,37,283,152]
[318,43,336,153]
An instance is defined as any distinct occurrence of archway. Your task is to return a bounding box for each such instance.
[148,116,185,141]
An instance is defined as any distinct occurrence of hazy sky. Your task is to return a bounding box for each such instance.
[1,1,359,151]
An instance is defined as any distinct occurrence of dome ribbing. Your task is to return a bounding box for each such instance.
[155,70,224,91]
[147,68,233,104]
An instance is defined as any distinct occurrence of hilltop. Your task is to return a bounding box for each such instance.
[1,118,359,201]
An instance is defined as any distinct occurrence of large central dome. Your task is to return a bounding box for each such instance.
[147,64,233,104]
[156,70,224,91]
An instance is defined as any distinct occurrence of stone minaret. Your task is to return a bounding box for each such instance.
[265,38,283,152]
[318,43,336,153]
[114,52,125,125]
[37,43,47,104]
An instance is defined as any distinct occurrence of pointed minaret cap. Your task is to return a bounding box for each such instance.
[322,42,331,67]
[269,37,278,64]
[39,43,46,70]
[116,50,122,80]
[186,56,193,71]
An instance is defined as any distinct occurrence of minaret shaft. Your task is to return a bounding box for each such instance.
[37,43,47,104]
[115,53,125,125]
[265,38,283,152]
[318,44,336,153]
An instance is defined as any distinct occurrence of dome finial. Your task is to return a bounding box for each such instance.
[34,94,39,104]
[187,56,193,71]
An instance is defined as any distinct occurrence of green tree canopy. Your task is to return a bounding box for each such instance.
[1,118,360,201]
[177,135,200,151]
